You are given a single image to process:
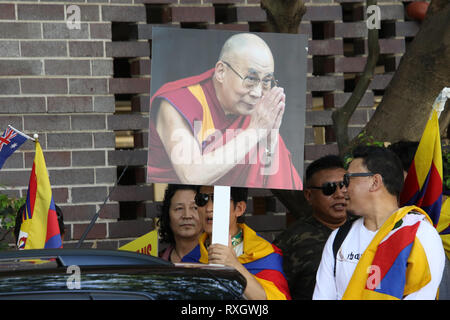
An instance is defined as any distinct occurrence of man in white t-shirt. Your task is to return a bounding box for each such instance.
[313,146,445,300]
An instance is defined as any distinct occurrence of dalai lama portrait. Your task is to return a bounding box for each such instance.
[147,29,306,190]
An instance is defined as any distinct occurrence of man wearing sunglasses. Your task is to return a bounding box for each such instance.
[313,146,445,300]
[147,32,302,190]
[182,185,291,300]
[274,155,349,299]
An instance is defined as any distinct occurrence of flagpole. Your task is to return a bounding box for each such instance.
[76,164,129,248]
[7,125,36,142]
[432,87,449,119]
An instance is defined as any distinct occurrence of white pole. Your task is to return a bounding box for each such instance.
[7,125,36,141]
[211,185,230,247]
[432,87,449,119]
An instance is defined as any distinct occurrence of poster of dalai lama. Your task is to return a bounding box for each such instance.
[147,27,307,190]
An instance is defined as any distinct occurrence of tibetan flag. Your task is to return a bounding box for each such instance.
[0,126,30,169]
[399,109,443,227]
[436,197,450,259]
[182,223,291,300]
[17,141,62,250]
[343,206,432,300]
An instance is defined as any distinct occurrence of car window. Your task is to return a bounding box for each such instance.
[0,272,244,300]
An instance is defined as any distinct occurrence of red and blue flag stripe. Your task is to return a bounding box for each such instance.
[399,110,443,227]
[19,141,62,249]
[366,221,420,299]
[243,244,291,299]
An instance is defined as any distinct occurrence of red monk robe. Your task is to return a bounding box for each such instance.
[148,68,302,190]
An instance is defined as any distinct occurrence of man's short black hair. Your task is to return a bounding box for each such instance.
[230,187,248,204]
[387,140,419,172]
[352,145,404,197]
[305,155,345,186]
[230,187,247,223]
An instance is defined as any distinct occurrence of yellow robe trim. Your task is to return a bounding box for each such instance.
[187,84,216,144]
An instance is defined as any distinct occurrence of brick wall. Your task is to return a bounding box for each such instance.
[0,0,421,248]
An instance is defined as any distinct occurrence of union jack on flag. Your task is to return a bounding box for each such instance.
[0,126,30,170]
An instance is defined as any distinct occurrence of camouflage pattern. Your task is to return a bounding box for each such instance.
[273,214,333,300]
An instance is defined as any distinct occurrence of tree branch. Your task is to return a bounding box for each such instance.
[428,0,450,16]
[332,0,379,156]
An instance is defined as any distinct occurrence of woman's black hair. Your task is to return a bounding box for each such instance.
[157,184,198,245]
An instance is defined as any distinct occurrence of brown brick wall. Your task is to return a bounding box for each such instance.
[0,0,420,248]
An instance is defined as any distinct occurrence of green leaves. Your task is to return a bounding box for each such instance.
[0,187,26,249]
[343,131,385,168]
[444,150,450,192]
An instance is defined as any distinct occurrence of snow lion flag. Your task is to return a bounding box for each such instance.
[17,141,62,249]
[399,90,446,227]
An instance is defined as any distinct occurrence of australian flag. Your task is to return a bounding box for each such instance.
[0,126,29,169]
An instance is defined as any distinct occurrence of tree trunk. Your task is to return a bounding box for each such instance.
[260,0,307,34]
[361,1,450,145]
[439,100,450,139]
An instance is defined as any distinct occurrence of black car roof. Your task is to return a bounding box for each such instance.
[0,249,172,269]
[0,248,246,276]
[0,249,247,300]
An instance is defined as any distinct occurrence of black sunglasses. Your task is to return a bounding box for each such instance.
[194,193,214,207]
[308,180,348,196]
[343,172,375,187]
[195,192,234,207]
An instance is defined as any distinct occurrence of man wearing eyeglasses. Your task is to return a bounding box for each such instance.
[182,185,291,300]
[274,155,349,299]
[147,33,302,190]
[313,146,445,300]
